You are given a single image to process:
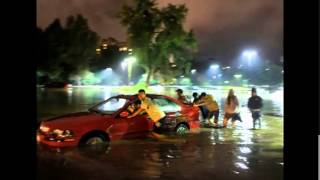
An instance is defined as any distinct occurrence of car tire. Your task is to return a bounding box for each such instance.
[79,134,110,156]
[80,133,108,147]
[85,136,106,145]
[175,123,189,135]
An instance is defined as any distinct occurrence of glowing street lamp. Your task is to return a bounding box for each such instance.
[222,66,231,70]
[234,74,242,79]
[242,49,257,66]
[210,64,220,70]
[191,69,197,74]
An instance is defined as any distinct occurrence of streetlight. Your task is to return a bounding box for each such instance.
[210,64,219,70]
[222,66,231,70]
[234,74,242,79]
[191,69,197,74]
[106,67,112,72]
[122,56,136,84]
[242,49,257,66]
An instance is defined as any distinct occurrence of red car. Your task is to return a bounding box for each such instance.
[37,94,200,147]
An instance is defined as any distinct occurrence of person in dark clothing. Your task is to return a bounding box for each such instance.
[247,88,263,129]
[192,92,200,104]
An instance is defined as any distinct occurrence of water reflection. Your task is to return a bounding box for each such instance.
[239,147,252,154]
[38,121,283,179]
[235,162,249,170]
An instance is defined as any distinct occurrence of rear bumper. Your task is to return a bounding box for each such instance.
[189,120,200,129]
[37,133,78,147]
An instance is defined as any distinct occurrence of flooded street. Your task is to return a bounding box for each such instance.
[37,86,283,180]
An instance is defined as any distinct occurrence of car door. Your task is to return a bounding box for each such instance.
[94,97,135,140]
[128,113,153,137]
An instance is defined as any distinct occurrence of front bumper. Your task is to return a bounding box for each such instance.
[37,133,78,147]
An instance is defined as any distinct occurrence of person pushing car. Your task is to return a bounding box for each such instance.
[127,89,166,138]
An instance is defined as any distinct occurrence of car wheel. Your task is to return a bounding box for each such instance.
[175,123,189,135]
[85,136,106,145]
[79,132,108,147]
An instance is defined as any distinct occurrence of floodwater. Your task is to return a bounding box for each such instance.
[37,86,283,180]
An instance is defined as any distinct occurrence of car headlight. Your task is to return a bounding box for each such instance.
[52,129,74,138]
[39,125,50,133]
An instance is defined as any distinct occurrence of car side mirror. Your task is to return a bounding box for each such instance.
[120,111,129,118]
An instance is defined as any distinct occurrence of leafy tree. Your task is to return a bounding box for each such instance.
[36,15,99,83]
[119,0,197,86]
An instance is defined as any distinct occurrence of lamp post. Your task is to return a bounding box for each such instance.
[122,56,136,85]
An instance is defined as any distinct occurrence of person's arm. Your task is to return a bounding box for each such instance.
[127,107,144,118]
[235,96,239,106]
[247,98,252,109]
[194,101,207,106]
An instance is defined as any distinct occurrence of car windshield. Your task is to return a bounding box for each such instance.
[91,97,128,114]
[152,97,181,112]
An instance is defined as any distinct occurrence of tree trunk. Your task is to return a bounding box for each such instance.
[146,68,152,87]
[146,66,155,87]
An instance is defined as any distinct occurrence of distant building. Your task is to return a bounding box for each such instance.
[96,38,132,55]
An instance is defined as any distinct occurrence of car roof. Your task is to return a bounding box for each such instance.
[113,94,186,106]
[114,94,168,100]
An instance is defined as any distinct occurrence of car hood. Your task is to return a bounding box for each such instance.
[41,111,112,130]
[44,112,93,121]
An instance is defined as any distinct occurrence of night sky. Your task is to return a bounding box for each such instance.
[37,0,283,66]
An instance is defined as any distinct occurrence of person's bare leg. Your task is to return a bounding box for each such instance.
[231,121,236,128]
[149,131,166,139]
[223,118,228,127]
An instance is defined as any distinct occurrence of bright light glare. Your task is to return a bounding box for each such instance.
[210,64,219,70]
[40,125,50,132]
[234,74,243,79]
[121,61,127,70]
[191,69,197,74]
[235,162,249,170]
[222,66,231,70]
[242,50,257,59]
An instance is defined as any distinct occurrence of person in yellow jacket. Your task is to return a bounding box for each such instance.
[194,92,220,126]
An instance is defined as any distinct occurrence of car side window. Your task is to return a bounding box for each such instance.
[152,98,181,112]
[97,98,127,114]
